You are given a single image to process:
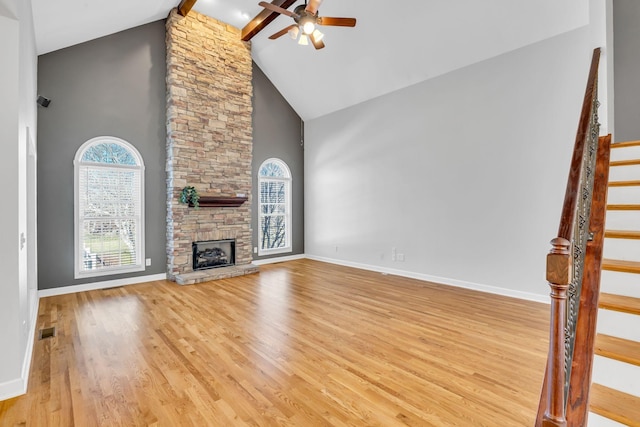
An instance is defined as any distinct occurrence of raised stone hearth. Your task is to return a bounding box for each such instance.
[165,9,258,283]
[175,264,259,286]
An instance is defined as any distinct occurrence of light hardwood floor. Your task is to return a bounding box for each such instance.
[0,259,549,426]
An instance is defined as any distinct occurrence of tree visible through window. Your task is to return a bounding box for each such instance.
[74,137,145,278]
[258,158,291,255]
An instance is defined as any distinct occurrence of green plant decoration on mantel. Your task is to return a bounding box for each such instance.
[179,186,200,209]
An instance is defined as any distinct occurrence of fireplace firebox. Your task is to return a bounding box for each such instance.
[192,239,235,271]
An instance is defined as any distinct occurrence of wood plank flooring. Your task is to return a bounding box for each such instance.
[0,259,549,426]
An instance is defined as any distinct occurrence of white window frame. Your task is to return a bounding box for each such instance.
[74,136,145,278]
[258,158,292,256]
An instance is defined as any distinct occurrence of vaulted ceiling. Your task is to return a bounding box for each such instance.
[31,0,589,120]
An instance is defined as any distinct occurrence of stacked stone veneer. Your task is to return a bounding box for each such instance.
[166,9,257,283]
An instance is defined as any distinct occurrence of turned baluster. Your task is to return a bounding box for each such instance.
[543,237,572,427]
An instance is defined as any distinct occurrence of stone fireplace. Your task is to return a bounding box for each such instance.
[165,9,258,285]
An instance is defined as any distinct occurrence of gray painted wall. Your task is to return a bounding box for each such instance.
[252,63,304,259]
[613,0,640,142]
[37,22,303,288]
[37,21,167,290]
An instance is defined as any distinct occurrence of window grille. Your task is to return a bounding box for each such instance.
[258,158,291,255]
[74,137,145,278]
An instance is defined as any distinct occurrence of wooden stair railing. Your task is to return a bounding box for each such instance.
[564,132,611,425]
[535,47,612,427]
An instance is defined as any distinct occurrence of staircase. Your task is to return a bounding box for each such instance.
[588,140,640,426]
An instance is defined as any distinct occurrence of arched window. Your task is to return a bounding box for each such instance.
[258,158,291,255]
[74,137,145,278]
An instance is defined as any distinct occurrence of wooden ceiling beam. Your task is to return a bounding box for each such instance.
[241,0,297,41]
[177,0,198,17]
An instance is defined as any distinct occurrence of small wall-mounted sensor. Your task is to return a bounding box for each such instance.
[37,95,51,107]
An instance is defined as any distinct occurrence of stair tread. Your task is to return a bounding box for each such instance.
[599,293,640,315]
[610,158,640,167]
[602,259,640,274]
[594,139,640,426]
[605,230,640,239]
[607,204,640,210]
[590,383,640,427]
[595,334,640,367]
[609,180,640,187]
[612,140,640,149]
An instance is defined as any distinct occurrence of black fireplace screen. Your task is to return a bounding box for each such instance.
[192,239,235,270]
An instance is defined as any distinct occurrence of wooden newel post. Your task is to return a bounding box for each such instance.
[543,237,572,427]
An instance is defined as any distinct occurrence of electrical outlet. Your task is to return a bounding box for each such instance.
[391,247,396,262]
[145,258,151,266]
[254,247,258,254]
[397,253,405,262]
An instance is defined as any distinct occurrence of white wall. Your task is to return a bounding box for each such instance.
[19,0,38,383]
[0,7,22,395]
[0,0,38,400]
[305,26,598,299]
[590,0,614,137]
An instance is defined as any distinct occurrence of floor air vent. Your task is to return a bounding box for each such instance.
[39,327,56,340]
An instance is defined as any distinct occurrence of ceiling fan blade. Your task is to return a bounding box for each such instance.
[258,1,296,18]
[310,32,325,50]
[305,0,323,15]
[269,25,297,40]
[317,17,357,27]
[241,0,297,41]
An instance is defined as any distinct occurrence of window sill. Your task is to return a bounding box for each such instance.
[258,247,292,257]
[75,264,145,280]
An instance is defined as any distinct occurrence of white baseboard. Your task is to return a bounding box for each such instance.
[252,254,306,266]
[21,292,39,395]
[38,273,167,298]
[0,290,40,401]
[0,377,26,402]
[305,255,549,304]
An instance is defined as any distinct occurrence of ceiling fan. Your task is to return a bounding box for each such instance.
[241,0,356,49]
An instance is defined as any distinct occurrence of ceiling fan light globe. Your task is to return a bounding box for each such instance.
[298,34,309,45]
[302,21,315,35]
[288,26,300,40]
[312,29,324,42]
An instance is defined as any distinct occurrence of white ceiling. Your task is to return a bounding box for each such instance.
[31,0,589,120]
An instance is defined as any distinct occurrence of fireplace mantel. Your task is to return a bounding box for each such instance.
[189,196,248,208]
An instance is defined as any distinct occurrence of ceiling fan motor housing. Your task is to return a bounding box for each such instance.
[293,4,317,23]
[293,5,318,35]
[294,4,311,15]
